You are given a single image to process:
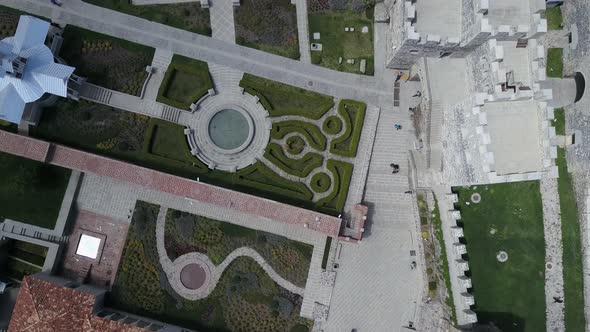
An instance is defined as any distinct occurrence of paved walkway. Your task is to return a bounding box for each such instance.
[143,49,174,101]
[540,178,566,332]
[155,207,304,300]
[210,0,235,43]
[3,0,391,105]
[293,0,310,63]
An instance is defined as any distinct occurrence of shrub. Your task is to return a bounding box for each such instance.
[330,100,366,157]
[286,136,305,155]
[264,143,323,177]
[272,121,327,151]
[236,163,314,202]
[156,54,213,110]
[310,172,331,193]
[322,115,343,135]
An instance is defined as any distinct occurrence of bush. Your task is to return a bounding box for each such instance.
[315,160,353,214]
[330,100,366,157]
[322,115,343,135]
[310,172,331,193]
[272,121,327,151]
[264,143,323,177]
[239,74,334,119]
[236,163,314,202]
[286,136,305,155]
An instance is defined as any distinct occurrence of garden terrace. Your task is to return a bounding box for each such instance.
[82,0,211,36]
[164,209,314,288]
[315,160,354,215]
[454,182,546,332]
[235,0,300,59]
[157,54,213,110]
[110,201,313,331]
[307,1,374,75]
[264,143,324,178]
[0,152,71,229]
[0,130,342,237]
[60,25,155,96]
[0,240,47,281]
[330,100,366,157]
[272,121,327,151]
[239,74,334,119]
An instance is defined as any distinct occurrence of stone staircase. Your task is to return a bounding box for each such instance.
[428,100,444,171]
[0,221,69,244]
[161,105,182,123]
[80,83,113,104]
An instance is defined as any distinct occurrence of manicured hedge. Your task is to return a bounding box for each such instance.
[316,160,353,214]
[272,121,327,151]
[236,163,313,201]
[330,100,366,157]
[286,136,305,155]
[323,115,343,135]
[157,54,213,110]
[239,74,334,119]
[310,172,331,193]
[264,143,323,177]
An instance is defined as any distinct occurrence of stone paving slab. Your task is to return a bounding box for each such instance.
[209,0,236,43]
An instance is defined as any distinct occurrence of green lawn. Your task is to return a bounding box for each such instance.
[60,25,155,96]
[553,108,565,135]
[235,0,299,59]
[83,0,211,36]
[308,10,374,75]
[546,6,563,30]
[0,152,71,229]
[240,74,334,119]
[455,182,546,332]
[165,208,314,287]
[547,48,564,78]
[556,148,586,331]
[157,54,213,110]
[110,201,313,332]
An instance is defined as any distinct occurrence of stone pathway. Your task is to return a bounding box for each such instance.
[293,0,310,63]
[209,0,236,43]
[540,177,566,332]
[155,207,305,301]
[3,0,392,105]
[143,48,173,101]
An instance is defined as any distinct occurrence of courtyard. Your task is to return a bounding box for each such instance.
[109,201,314,332]
[454,182,546,332]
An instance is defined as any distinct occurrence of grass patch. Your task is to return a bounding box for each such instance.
[165,209,314,287]
[308,9,374,75]
[315,160,353,214]
[272,121,327,151]
[454,182,546,332]
[264,143,324,177]
[110,201,313,331]
[330,100,366,157]
[240,74,334,119]
[547,48,564,78]
[0,152,70,229]
[546,6,563,30]
[556,148,586,331]
[235,0,299,59]
[553,108,565,136]
[83,0,211,36]
[60,25,155,96]
[157,54,213,110]
[431,195,456,325]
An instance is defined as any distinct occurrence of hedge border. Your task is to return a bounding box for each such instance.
[286,136,305,155]
[315,159,354,214]
[310,172,331,193]
[264,143,323,178]
[156,55,213,110]
[323,115,343,135]
[330,100,366,157]
[236,163,313,201]
[239,74,334,120]
[272,120,327,151]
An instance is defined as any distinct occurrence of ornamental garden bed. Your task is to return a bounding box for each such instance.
[157,55,213,110]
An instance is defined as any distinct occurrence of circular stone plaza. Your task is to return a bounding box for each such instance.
[186,93,271,172]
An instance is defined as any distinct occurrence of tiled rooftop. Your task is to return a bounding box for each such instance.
[8,276,145,332]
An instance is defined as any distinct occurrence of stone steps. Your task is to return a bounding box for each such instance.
[80,84,113,104]
[161,105,182,123]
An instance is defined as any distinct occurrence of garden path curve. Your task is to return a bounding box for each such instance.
[155,207,305,301]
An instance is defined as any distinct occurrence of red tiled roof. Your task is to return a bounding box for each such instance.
[8,276,145,332]
[0,131,342,237]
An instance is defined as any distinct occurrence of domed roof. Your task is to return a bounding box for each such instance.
[0,16,75,124]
